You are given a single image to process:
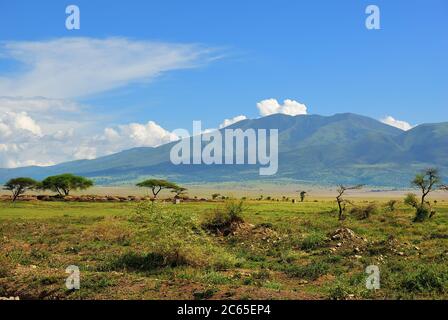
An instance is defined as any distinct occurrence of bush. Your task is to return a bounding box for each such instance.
[202,200,245,235]
[404,193,419,208]
[349,203,378,220]
[413,204,431,222]
[133,202,237,268]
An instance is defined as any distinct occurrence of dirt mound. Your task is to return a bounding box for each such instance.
[206,221,279,242]
[233,223,279,241]
[328,228,368,255]
[329,228,358,241]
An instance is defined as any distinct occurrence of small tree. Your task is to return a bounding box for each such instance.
[40,174,93,196]
[411,168,441,206]
[299,191,307,202]
[4,177,38,202]
[406,168,442,222]
[172,186,187,199]
[136,179,179,199]
[212,193,220,200]
[335,185,363,220]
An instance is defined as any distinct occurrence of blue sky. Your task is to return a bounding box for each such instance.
[0,0,447,167]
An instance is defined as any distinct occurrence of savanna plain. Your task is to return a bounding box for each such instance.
[1,191,448,300]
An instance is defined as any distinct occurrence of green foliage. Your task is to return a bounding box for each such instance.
[136,179,179,198]
[404,193,419,208]
[135,202,236,268]
[411,168,441,200]
[171,186,187,198]
[40,174,93,196]
[404,193,435,222]
[202,199,245,235]
[299,191,307,202]
[3,177,38,201]
[414,204,431,222]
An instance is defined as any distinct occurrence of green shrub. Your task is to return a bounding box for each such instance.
[414,204,431,222]
[404,193,418,208]
[202,200,245,235]
[133,202,236,268]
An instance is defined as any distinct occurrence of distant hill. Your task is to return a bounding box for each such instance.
[1,113,447,187]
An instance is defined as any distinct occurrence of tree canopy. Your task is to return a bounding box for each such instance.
[172,186,188,198]
[40,174,94,196]
[136,179,180,198]
[411,168,441,205]
[4,177,38,202]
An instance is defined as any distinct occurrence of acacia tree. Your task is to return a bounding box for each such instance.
[335,184,363,220]
[4,177,38,202]
[40,174,93,196]
[136,179,179,199]
[299,191,307,202]
[412,168,441,206]
[405,168,442,222]
[172,186,187,199]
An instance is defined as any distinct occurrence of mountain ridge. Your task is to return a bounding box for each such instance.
[1,113,447,187]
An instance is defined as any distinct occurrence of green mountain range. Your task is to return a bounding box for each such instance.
[1,113,447,187]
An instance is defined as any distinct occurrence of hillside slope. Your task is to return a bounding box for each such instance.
[1,113,447,187]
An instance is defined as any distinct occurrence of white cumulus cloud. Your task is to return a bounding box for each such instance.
[219,115,247,129]
[380,116,414,131]
[0,111,42,137]
[257,98,307,116]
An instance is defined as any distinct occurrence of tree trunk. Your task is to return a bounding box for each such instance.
[337,199,343,220]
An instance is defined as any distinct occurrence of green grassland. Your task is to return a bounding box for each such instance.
[1,198,448,300]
